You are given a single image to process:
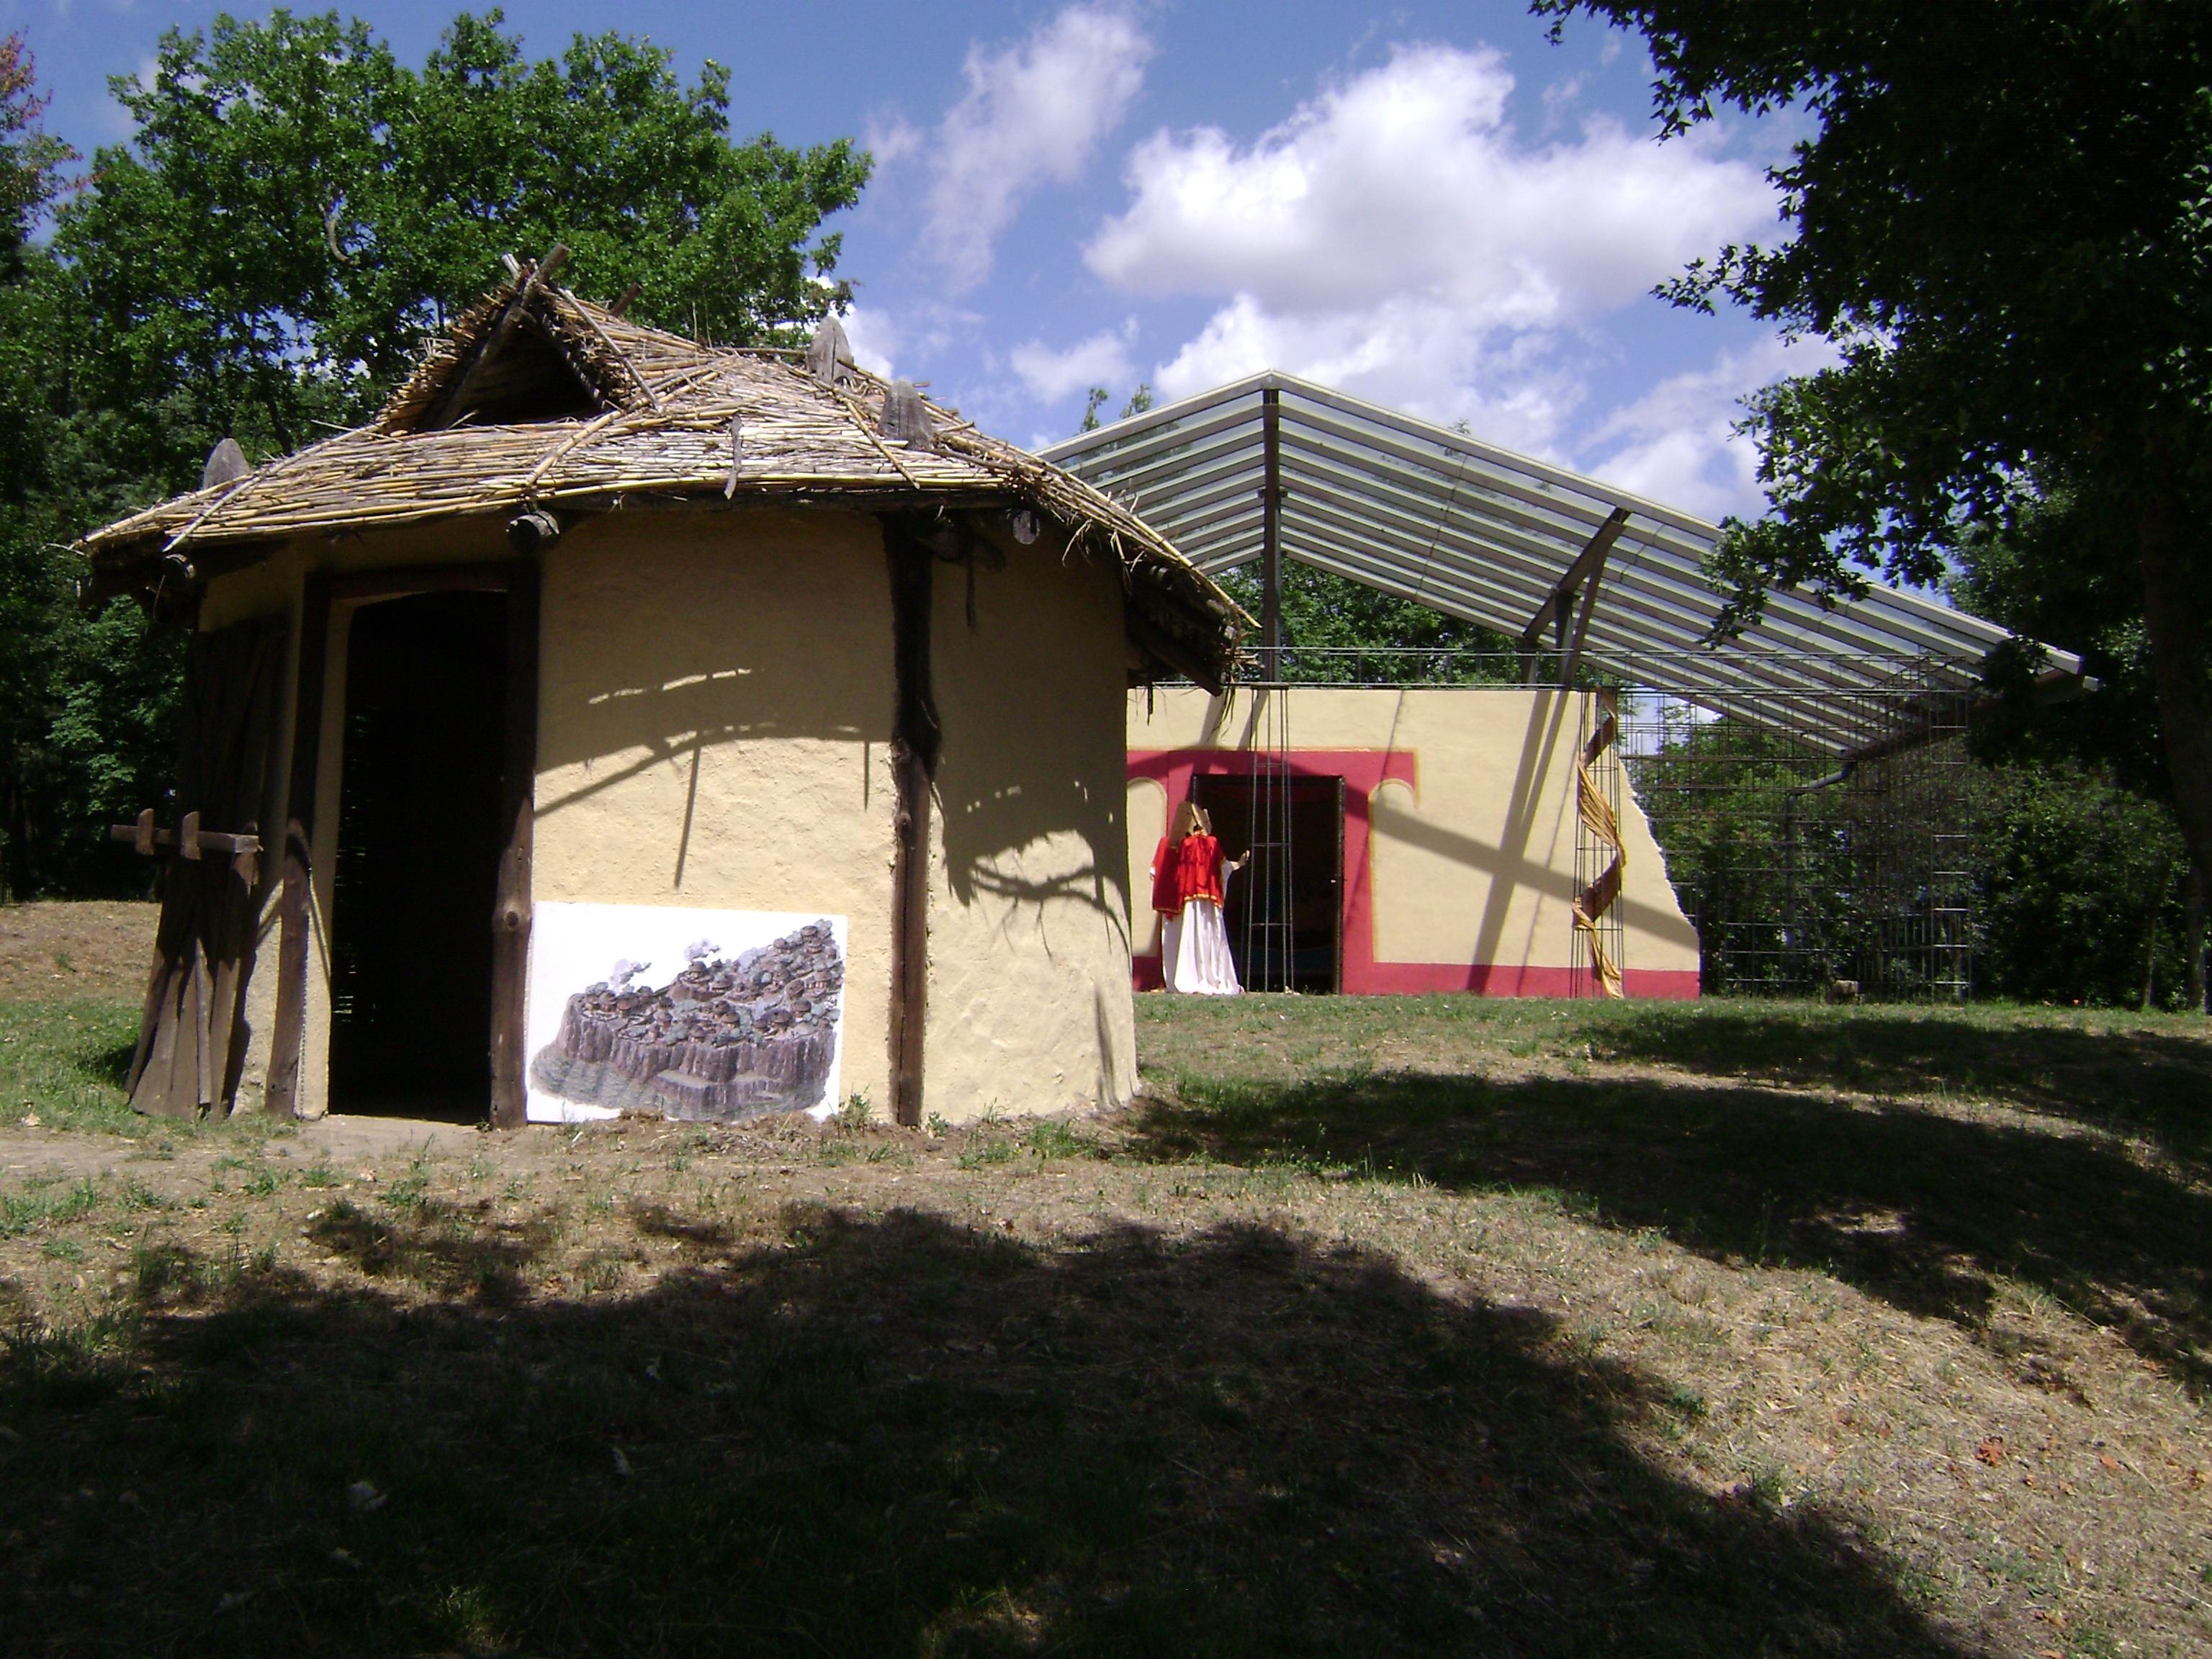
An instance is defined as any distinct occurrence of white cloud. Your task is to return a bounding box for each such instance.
[1148,292,1586,447]
[922,5,1154,291]
[1009,320,1138,403]
[1089,42,1779,449]
[839,304,901,378]
[1578,335,1838,521]
[1092,44,1766,320]
[863,113,922,171]
[99,55,161,141]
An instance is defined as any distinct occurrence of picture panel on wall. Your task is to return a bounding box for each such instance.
[525,903,847,1125]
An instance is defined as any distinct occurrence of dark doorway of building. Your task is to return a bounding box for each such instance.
[1191,773,1344,993]
[328,590,508,1120]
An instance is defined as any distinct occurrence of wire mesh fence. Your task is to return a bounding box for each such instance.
[1238,647,1988,1000]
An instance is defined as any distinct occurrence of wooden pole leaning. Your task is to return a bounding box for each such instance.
[488,559,541,1129]
[265,572,331,1118]
[884,516,943,1129]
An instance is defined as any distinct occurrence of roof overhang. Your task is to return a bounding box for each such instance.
[1042,371,2082,754]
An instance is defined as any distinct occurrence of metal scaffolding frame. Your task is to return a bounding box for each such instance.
[1044,374,2080,999]
[1043,372,2080,757]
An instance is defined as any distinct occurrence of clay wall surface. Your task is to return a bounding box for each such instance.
[1128,685,1699,997]
[532,510,900,1116]
[925,525,1138,1118]
[197,506,1136,1122]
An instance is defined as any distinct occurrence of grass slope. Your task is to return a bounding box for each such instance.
[0,987,2203,1656]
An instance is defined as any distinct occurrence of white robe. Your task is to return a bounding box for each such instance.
[1162,897,1242,995]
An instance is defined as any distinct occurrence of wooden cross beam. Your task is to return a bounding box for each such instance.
[109,809,262,881]
[1520,507,1631,680]
[428,244,571,429]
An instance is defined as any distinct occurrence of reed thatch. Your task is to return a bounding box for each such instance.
[79,263,1244,685]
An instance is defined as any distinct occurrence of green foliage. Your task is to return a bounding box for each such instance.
[0,12,869,897]
[1539,1,2212,898]
[0,33,71,276]
[1537,1,2212,593]
[1629,716,1861,993]
[1215,562,1519,684]
[1077,382,1156,433]
[1977,763,2193,1008]
[61,8,868,471]
[1635,711,2198,1005]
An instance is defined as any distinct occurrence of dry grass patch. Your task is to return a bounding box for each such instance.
[0,984,2204,1655]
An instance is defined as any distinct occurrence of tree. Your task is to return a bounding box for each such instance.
[58,8,868,482]
[0,12,871,897]
[1976,760,2193,1008]
[1214,563,1520,684]
[0,32,69,278]
[1537,2,2212,922]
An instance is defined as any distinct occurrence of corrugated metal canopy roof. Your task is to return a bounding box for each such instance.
[1041,371,2079,754]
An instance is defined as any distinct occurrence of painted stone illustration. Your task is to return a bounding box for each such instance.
[529,920,844,1120]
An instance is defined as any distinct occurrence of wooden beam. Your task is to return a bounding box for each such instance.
[107,819,261,855]
[1556,561,1607,693]
[327,560,526,601]
[1128,607,1226,696]
[488,562,540,1129]
[884,518,941,1129]
[427,244,570,429]
[1259,386,1283,681]
[265,572,331,1117]
[1519,506,1630,664]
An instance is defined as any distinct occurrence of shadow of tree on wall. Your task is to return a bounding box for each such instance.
[1,1204,1971,1656]
[1136,1063,2212,1397]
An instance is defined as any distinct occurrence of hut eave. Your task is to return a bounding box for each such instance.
[76,275,1244,684]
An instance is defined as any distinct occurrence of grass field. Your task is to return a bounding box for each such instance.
[1,983,2208,1656]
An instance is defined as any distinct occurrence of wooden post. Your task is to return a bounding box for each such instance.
[884,519,942,1128]
[265,572,331,1117]
[488,562,540,1128]
[1521,508,1629,685]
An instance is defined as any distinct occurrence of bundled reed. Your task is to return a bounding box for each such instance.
[81,271,1244,684]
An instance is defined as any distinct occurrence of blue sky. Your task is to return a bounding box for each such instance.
[10,0,1822,521]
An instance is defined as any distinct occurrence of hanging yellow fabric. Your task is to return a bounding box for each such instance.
[1570,688,1627,999]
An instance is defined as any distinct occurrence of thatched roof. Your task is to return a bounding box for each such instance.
[79,260,1243,688]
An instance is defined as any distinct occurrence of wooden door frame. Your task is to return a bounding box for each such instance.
[1324,775,1346,995]
[264,558,539,1125]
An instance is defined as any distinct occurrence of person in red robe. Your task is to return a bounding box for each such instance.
[1150,800,1245,994]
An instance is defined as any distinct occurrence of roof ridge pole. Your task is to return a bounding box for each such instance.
[1261,385,1282,682]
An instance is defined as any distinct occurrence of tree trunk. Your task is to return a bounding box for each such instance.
[2142,891,2161,1012]
[2185,865,2208,1015]
[2134,482,2212,958]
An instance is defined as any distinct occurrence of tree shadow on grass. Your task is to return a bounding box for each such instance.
[1137,1069,2212,1395]
[1584,1004,2212,1163]
[0,1202,1979,1658]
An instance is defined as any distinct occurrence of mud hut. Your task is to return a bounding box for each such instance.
[80,255,1241,1129]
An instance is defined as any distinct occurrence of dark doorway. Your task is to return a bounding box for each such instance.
[1191,773,1344,993]
[328,590,508,1119]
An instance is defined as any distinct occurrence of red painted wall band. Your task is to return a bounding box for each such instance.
[1129,745,1698,1001]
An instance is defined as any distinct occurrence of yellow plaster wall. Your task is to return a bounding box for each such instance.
[1126,685,1699,986]
[198,505,1138,1123]
[532,511,899,1116]
[925,526,1138,1118]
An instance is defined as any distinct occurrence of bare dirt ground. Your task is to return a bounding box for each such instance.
[0,900,156,1000]
[0,904,2207,1655]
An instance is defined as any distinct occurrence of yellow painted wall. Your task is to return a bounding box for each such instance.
[197,503,1137,1122]
[926,524,1139,1117]
[1127,685,1699,990]
[532,508,899,1115]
